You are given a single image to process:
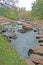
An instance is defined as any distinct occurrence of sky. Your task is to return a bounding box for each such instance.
[18,0,36,11]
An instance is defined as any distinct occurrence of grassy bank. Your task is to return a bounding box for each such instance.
[0,34,27,65]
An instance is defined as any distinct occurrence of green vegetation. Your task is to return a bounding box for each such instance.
[0,5,31,21]
[0,0,43,21]
[18,8,31,20]
[31,0,43,20]
[0,6,19,20]
[0,34,27,65]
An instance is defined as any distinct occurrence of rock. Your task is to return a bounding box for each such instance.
[34,29,37,32]
[26,58,35,65]
[22,23,32,31]
[28,46,43,56]
[3,32,17,39]
[40,43,43,46]
[30,54,43,65]
[8,34,17,39]
[36,35,43,39]
[18,29,26,33]
[17,21,23,25]
[8,29,15,32]
[39,38,43,43]
[1,29,6,33]
[33,28,37,32]
[38,31,43,35]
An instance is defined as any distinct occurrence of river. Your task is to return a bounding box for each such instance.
[3,21,39,58]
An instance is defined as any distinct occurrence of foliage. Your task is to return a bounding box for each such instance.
[31,0,43,20]
[18,8,31,20]
[0,5,19,20]
[0,5,31,20]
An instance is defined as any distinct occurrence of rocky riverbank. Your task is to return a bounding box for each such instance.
[26,20,43,65]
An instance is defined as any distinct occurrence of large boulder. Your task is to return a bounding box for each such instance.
[22,23,32,31]
[40,43,43,46]
[36,35,43,39]
[28,46,43,56]
[38,38,43,43]
[30,54,43,65]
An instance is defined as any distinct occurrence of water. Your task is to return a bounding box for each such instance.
[11,30,39,58]
[3,23,39,58]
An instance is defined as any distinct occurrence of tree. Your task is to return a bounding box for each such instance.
[31,0,43,20]
[0,0,18,7]
[0,0,19,20]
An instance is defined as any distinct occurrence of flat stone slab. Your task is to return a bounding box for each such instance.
[26,58,35,65]
[40,43,43,46]
[39,32,43,35]
[39,38,43,42]
[29,46,43,55]
[30,54,43,65]
[36,35,43,39]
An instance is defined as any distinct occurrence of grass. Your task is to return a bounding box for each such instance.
[0,34,27,65]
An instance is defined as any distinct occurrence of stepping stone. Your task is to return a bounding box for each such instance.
[40,43,43,46]
[26,58,35,65]
[30,54,43,65]
[28,46,43,55]
[39,32,43,35]
[36,35,43,39]
[39,38,43,42]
